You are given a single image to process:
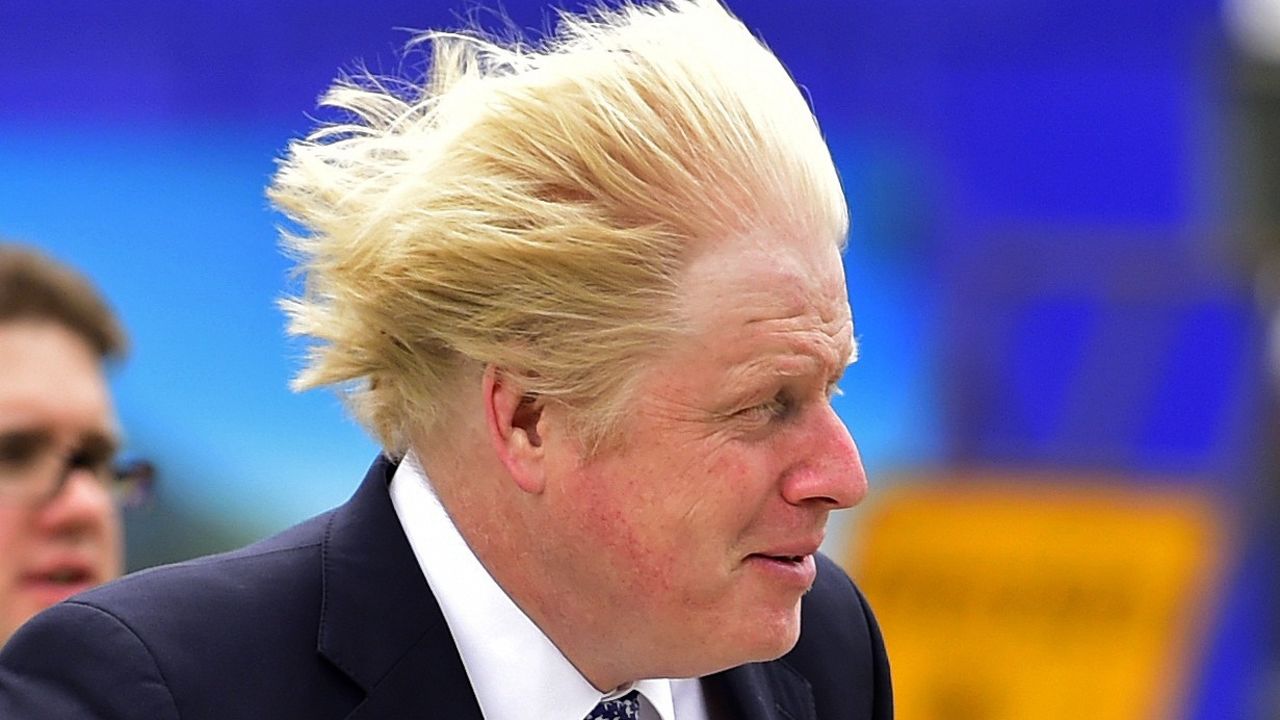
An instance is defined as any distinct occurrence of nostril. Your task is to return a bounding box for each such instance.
[780,463,867,509]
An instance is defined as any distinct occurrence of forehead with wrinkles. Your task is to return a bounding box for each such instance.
[678,236,850,326]
[674,234,856,370]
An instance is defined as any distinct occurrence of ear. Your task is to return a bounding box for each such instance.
[482,364,547,494]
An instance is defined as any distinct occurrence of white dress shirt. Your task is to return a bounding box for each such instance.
[390,453,711,720]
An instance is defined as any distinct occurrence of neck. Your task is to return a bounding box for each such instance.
[416,449,640,691]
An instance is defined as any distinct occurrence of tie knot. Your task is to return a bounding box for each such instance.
[584,689,640,720]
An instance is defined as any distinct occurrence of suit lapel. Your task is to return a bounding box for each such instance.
[707,660,816,720]
[343,635,484,720]
[317,456,483,720]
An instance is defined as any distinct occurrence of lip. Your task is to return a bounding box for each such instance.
[756,536,823,558]
[20,557,101,606]
[743,536,823,590]
[743,553,817,590]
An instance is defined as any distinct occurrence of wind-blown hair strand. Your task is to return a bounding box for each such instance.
[269,0,847,453]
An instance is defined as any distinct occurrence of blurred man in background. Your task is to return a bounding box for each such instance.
[0,1,889,717]
[0,244,145,646]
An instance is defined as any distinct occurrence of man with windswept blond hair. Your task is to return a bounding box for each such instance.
[0,1,891,718]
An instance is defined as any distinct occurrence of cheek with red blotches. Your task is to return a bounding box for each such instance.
[564,453,712,605]
[646,475,755,601]
[575,478,676,592]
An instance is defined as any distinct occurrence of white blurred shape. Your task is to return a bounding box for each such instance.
[1227,0,1280,60]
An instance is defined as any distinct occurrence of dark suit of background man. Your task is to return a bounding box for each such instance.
[0,1,892,717]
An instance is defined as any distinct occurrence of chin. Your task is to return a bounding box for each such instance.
[735,603,805,664]
[760,623,803,661]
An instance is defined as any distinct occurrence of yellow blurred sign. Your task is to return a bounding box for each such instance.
[846,472,1228,720]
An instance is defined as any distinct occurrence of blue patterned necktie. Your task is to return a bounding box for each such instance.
[583,689,641,720]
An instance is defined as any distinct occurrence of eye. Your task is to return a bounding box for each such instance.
[68,450,113,477]
[0,432,45,470]
[68,437,118,478]
[736,394,794,424]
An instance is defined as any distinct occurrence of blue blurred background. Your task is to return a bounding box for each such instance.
[2,0,1277,717]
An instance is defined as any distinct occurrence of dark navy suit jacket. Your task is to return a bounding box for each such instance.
[0,456,891,719]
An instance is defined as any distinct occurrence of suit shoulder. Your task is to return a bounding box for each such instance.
[0,509,360,718]
[0,601,181,719]
[70,508,335,635]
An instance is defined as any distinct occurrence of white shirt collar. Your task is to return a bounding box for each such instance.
[389,452,694,720]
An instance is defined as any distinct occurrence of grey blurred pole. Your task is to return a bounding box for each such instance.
[1226,0,1280,715]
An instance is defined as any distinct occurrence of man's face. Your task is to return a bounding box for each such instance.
[0,321,123,646]
[538,229,866,680]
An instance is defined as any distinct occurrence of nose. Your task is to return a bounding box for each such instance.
[780,404,868,509]
[34,467,121,544]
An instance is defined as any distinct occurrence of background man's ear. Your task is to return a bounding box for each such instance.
[482,365,547,494]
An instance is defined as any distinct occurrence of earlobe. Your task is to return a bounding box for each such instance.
[482,365,547,494]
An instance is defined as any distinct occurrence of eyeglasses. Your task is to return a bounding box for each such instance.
[0,433,155,509]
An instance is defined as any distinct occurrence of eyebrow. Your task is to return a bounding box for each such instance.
[0,426,120,457]
[730,341,855,392]
[77,431,121,459]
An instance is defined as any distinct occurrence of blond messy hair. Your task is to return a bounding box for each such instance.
[270,0,848,454]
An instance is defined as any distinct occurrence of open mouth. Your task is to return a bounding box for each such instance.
[759,554,805,563]
[744,552,816,587]
[43,568,92,585]
[24,567,94,587]
[748,553,810,565]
